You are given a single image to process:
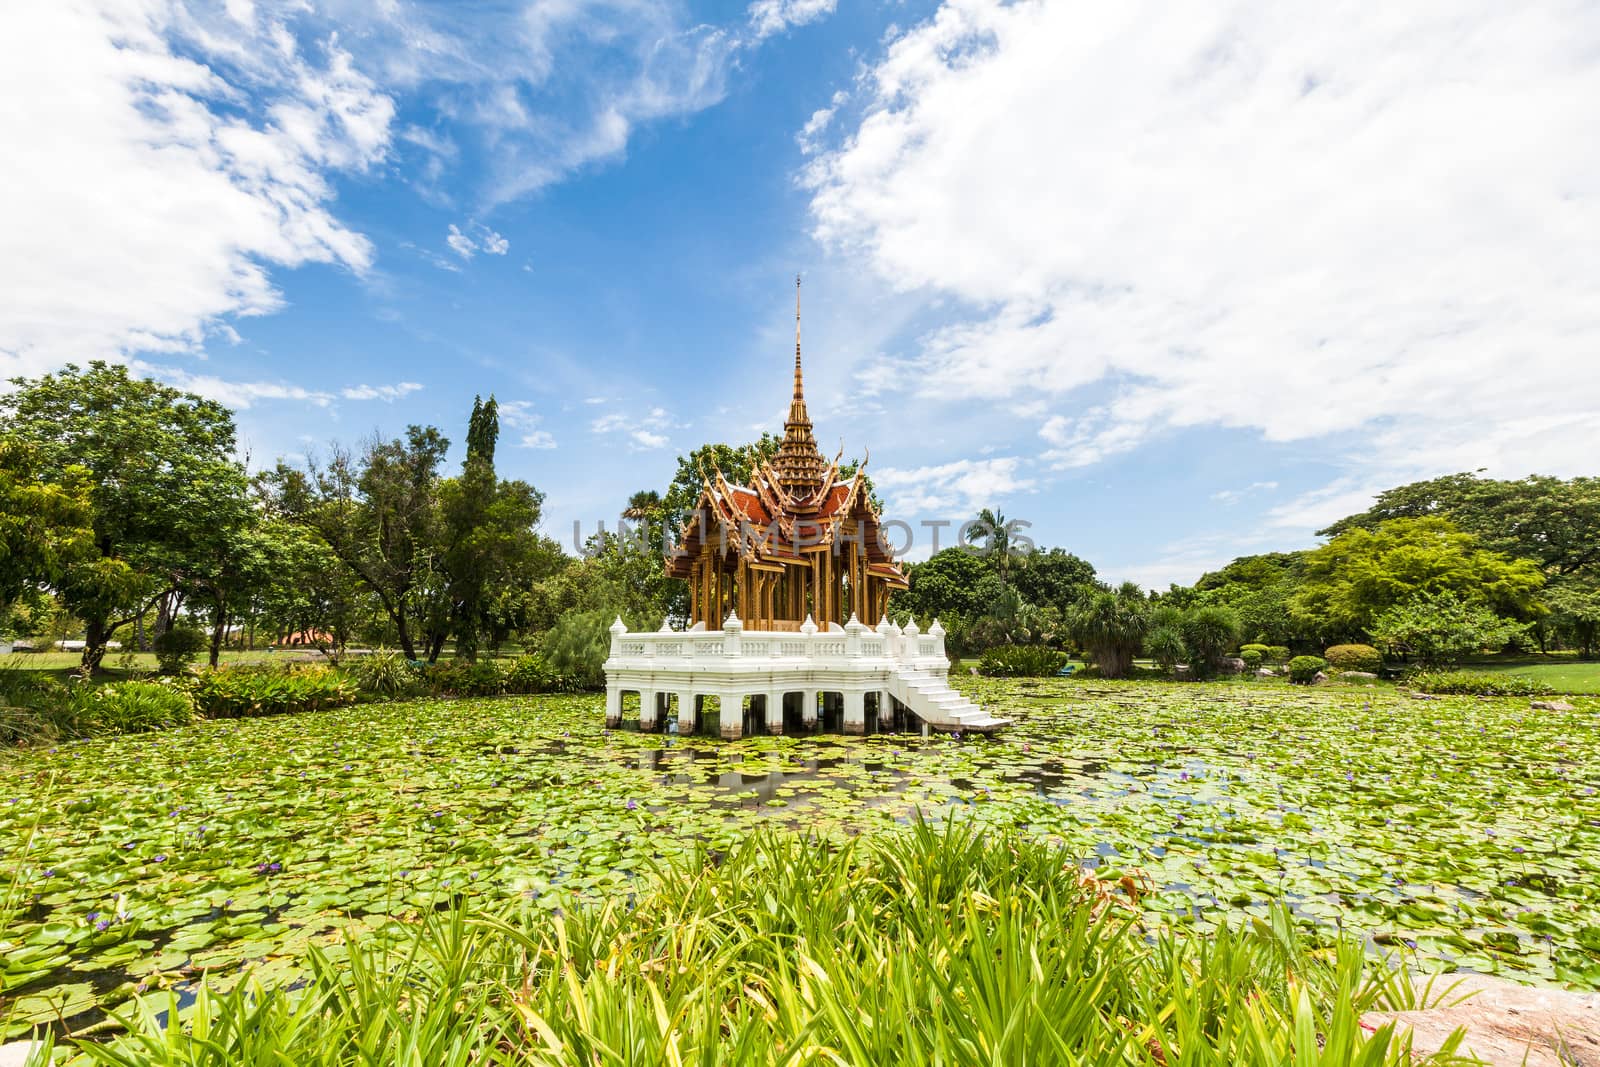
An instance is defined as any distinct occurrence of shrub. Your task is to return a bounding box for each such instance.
[153,625,208,674]
[1145,626,1187,673]
[504,655,578,695]
[543,610,612,690]
[344,651,423,699]
[1265,646,1291,665]
[422,658,507,697]
[1287,655,1326,684]
[1182,606,1241,678]
[1239,643,1271,659]
[1324,644,1382,673]
[1406,671,1555,697]
[193,665,357,718]
[1240,648,1263,672]
[73,679,195,733]
[976,645,1068,677]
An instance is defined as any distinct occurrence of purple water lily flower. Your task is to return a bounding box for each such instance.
[626,799,637,810]
[154,854,168,863]
[95,920,110,932]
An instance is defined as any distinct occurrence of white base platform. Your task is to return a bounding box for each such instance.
[602,612,1010,739]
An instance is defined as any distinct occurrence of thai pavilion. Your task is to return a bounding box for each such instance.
[602,281,1008,739]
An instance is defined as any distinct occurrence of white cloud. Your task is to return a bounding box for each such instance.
[140,362,422,410]
[445,221,510,260]
[808,0,1600,483]
[521,430,557,449]
[1211,480,1279,505]
[871,456,1034,516]
[591,406,674,450]
[749,0,838,39]
[340,382,423,402]
[630,429,670,449]
[0,0,393,380]
[501,401,556,448]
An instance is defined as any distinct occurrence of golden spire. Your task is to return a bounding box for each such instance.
[773,273,827,495]
[794,273,803,400]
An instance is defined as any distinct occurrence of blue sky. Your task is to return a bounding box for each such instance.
[5,0,1599,586]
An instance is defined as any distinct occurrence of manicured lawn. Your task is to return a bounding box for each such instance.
[0,650,281,674]
[1457,656,1600,694]
[3,678,1596,1040]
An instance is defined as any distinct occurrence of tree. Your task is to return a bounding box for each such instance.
[1368,592,1528,667]
[1182,605,1241,678]
[895,548,993,623]
[0,435,94,617]
[1543,578,1600,659]
[964,507,1029,577]
[661,436,782,539]
[1066,582,1150,679]
[431,397,548,660]
[1322,472,1600,579]
[265,428,449,661]
[1010,548,1096,614]
[1293,517,1544,638]
[2,363,248,672]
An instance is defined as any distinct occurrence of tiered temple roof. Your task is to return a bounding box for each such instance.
[666,279,908,630]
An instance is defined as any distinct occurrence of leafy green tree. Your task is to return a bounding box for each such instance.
[1368,591,1528,667]
[1322,472,1600,579]
[895,548,992,623]
[1065,582,1150,679]
[1543,578,1600,659]
[661,436,782,538]
[1293,517,1544,638]
[253,524,372,660]
[2,363,247,672]
[1146,624,1187,672]
[265,427,449,661]
[0,435,94,616]
[1010,548,1096,614]
[429,396,549,660]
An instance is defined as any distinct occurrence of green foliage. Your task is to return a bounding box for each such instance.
[1009,546,1096,612]
[72,680,195,733]
[541,610,612,690]
[503,655,578,695]
[1240,643,1272,658]
[1065,582,1149,679]
[1324,644,1383,673]
[1240,648,1264,671]
[896,547,992,623]
[1191,553,1310,647]
[1543,577,1600,658]
[1368,591,1529,667]
[1146,625,1188,672]
[1,363,247,672]
[1288,656,1326,684]
[152,625,207,675]
[421,658,507,697]
[1293,517,1545,637]
[1182,605,1241,678]
[192,665,357,718]
[975,645,1067,677]
[1406,671,1556,697]
[1266,645,1292,664]
[48,821,1449,1067]
[344,651,424,699]
[1321,471,1600,580]
[0,435,94,615]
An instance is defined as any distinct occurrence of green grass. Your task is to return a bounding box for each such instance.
[1456,656,1600,694]
[24,822,1464,1066]
[2,678,1596,1047]
[0,650,280,675]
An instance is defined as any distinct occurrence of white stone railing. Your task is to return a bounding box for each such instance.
[605,612,948,672]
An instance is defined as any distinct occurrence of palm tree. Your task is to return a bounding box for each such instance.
[965,507,1012,577]
[622,490,662,522]
[1065,582,1150,678]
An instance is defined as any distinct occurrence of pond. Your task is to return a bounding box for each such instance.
[2,677,1597,1038]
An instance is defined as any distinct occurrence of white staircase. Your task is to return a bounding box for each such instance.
[888,667,1011,734]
